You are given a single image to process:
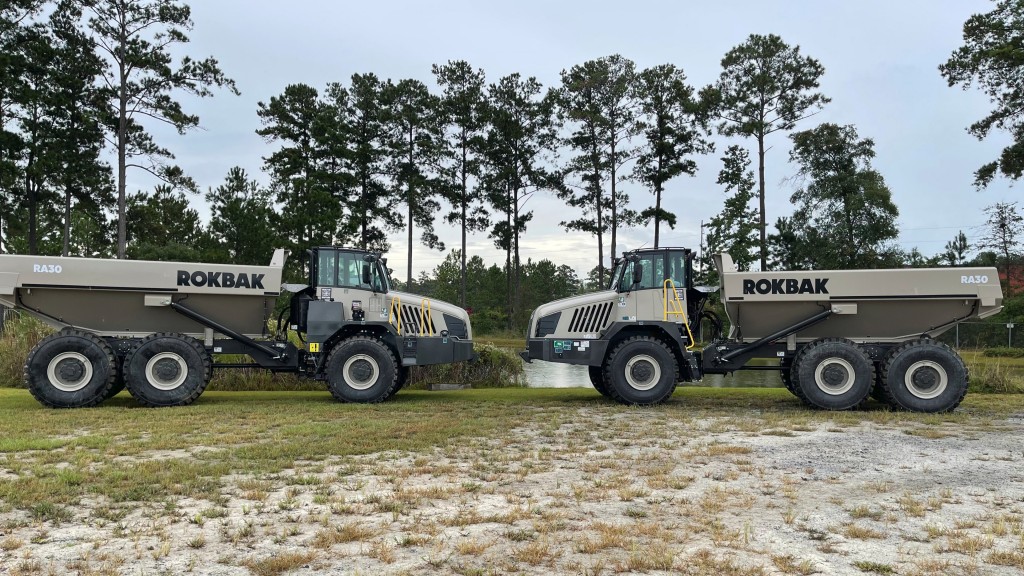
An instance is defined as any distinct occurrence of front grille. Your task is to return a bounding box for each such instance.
[567,302,613,334]
[391,303,436,335]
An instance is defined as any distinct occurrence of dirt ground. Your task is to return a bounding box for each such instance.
[2,406,1024,575]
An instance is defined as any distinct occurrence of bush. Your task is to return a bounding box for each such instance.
[0,313,52,387]
[982,347,1024,358]
[970,362,1024,393]
[407,343,525,389]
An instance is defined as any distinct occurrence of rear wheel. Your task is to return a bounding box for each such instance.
[603,336,677,406]
[124,333,211,407]
[793,338,873,410]
[104,368,126,401]
[588,366,611,398]
[25,330,116,408]
[879,339,967,413]
[325,336,399,403]
[780,357,796,394]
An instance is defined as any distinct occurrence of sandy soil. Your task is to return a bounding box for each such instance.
[2,408,1024,575]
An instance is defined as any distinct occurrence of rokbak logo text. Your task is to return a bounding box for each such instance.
[742,278,829,295]
[177,270,265,289]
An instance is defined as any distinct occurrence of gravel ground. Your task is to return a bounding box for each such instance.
[2,407,1024,575]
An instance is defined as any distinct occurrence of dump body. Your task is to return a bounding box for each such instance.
[0,250,286,339]
[715,253,1003,343]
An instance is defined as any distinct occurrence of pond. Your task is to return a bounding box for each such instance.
[521,358,783,389]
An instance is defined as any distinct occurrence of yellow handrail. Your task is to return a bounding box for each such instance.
[418,298,434,336]
[388,295,401,333]
[663,279,696,350]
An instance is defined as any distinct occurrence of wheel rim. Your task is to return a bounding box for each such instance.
[343,354,380,390]
[47,352,93,392]
[813,357,855,396]
[145,352,188,391]
[904,360,948,399]
[624,354,661,391]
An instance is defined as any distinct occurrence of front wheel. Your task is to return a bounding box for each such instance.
[588,366,611,398]
[879,340,968,413]
[325,336,399,403]
[603,336,677,406]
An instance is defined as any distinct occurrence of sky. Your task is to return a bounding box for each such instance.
[139,0,1017,279]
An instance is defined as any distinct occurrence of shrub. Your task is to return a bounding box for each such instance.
[969,362,1024,394]
[982,347,1024,358]
[0,313,52,388]
[407,343,525,389]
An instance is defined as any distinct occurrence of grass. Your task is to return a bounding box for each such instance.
[0,385,1020,522]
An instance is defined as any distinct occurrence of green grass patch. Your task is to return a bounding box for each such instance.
[0,386,1021,520]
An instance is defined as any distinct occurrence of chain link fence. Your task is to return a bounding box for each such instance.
[938,321,1024,349]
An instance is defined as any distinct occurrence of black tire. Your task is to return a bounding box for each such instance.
[325,336,399,403]
[124,333,211,407]
[793,338,873,411]
[780,357,796,394]
[382,366,410,401]
[588,366,612,398]
[104,368,126,401]
[869,367,891,406]
[603,336,678,406]
[879,339,968,413]
[25,330,116,408]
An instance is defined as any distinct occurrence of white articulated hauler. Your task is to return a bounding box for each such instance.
[0,247,474,408]
[521,248,1002,413]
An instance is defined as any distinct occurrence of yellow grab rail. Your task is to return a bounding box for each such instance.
[388,295,401,333]
[418,298,434,336]
[663,279,696,350]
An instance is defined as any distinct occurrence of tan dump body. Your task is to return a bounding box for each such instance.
[715,254,1003,343]
[0,250,287,339]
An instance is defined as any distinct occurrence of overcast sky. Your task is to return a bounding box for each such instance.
[146,0,1016,278]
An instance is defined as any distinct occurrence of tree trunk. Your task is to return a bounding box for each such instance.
[757,133,767,270]
[610,130,618,275]
[116,52,128,259]
[406,129,414,288]
[460,134,468,308]
[505,189,512,329]
[63,184,72,256]
[513,186,522,329]
[26,170,36,255]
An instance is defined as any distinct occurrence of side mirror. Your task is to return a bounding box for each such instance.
[632,263,643,286]
[361,265,371,285]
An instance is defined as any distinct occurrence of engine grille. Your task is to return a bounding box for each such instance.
[391,303,436,336]
[567,302,613,334]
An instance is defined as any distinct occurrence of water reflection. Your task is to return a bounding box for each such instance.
[522,360,783,388]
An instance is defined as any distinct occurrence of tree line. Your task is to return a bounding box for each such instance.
[3,1,1024,329]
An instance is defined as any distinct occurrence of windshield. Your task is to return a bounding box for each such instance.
[608,260,626,291]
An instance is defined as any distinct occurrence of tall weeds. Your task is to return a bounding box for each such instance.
[0,315,523,390]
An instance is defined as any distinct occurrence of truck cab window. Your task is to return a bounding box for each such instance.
[317,250,337,286]
[668,252,687,288]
